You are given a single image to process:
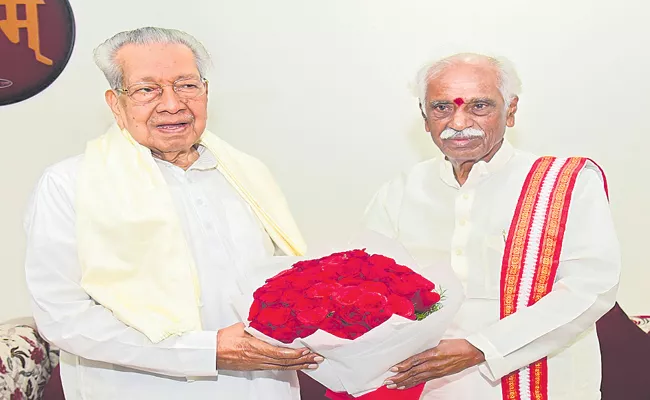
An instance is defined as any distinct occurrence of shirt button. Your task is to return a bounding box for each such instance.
[459,219,467,226]
[455,249,463,256]
[196,198,204,206]
[462,193,469,200]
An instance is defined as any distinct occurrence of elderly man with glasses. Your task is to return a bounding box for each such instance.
[24,27,321,400]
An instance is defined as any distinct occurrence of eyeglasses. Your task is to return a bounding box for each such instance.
[116,78,208,104]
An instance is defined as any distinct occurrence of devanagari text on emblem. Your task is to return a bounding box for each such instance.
[0,0,53,65]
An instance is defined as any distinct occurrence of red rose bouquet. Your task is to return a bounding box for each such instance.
[249,248,441,399]
[233,232,463,399]
[250,249,443,342]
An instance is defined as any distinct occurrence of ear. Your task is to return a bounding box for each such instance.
[506,96,519,128]
[419,101,427,120]
[105,89,126,129]
[418,102,433,133]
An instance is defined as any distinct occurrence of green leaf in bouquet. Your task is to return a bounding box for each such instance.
[415,288,447,321]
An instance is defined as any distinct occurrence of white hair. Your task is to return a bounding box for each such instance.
[93,27,211,89]
[415,52,521,109]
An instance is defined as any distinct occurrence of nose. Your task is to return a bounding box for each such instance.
[156,86,185,113]
[448,109,472,131]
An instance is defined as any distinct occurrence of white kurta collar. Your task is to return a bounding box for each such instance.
[154,145,218,172]
[439,139,515,188]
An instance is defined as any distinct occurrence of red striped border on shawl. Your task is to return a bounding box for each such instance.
[500,157,606,400]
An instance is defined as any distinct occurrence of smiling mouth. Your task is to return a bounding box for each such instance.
[155,122,190,132]
[0,79,13,89]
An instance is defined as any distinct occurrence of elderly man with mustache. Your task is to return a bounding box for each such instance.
[363,53,620,399]
[24,27,322,400]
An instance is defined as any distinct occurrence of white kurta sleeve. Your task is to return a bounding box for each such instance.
[24,167,218,378]
[362,180,403,239]
[465,167,621,381]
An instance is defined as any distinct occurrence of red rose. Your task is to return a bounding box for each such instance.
[256,306,292,326]
[305,282,341,299]
[338,305,365,324]
[269,317,302,343]
[335,257,364,277]
[337,277,365,286]
[364,307,393,328]
[343,323,369,340]
[0,358,6,374]
[386,275,419,298]
[402,273,435,291]
[254,288,283,304]
[329,249,368,261]
[413,290,442,312]
[297,306,330,325]
[279,289,305,307]
[386,262,415,275]
[313,265,340,281]
[356,291,388,310]
[288,272,317,290]
[332,286,364,307]
[319,250,368,275]
[388,294,416,320]
[361,261,390,280]
[248,299,262,321]
[422,290,441,307]
[293,297,322,312]
[368,254,396,269]
[358,281,389,296]
[251,320,273,336]
[346,249,369,259]
[319,315,347,338]
[291,259,320,272]
[273,327,299,343]
[319,251,349,265]
[296,325,318,339]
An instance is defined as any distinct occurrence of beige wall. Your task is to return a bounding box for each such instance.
[1,0,648,322]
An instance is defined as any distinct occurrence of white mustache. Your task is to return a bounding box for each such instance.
[440,127,485,140]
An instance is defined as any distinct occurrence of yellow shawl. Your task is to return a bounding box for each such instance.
[76,124,306,342]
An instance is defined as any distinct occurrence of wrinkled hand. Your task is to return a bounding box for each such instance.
[384,339,485,390]
[216,323,323,371]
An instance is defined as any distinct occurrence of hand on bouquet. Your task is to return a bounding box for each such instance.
[384,339,485,390]
[216,323,323,371]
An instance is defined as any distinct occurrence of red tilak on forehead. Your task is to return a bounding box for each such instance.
[453,98,464,106]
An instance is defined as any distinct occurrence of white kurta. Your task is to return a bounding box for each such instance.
[363,141,620,400]
[24,147,300,400]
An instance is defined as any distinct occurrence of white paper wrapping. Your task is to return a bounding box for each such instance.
[232,231,464,397]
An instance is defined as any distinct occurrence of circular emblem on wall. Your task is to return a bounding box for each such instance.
[0,0,75,106]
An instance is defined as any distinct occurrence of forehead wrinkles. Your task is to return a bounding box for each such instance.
[117,44,198,84]
[427,77,498,99]
[426,64,501,101]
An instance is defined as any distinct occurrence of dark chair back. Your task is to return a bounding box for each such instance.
[596,303,650,400]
